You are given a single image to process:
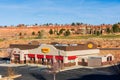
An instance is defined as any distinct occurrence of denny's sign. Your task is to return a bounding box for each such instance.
[41,48,50,53]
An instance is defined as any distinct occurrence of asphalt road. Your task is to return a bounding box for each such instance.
[0,65,120,80]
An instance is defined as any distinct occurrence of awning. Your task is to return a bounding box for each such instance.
[55,56,63,60]
[37,55,44,59]
[68,56,76,60]
[46,55,53,59]
[28,54,35,58]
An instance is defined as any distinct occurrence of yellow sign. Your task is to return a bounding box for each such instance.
[88,43,93,48]
[41,48,50,53]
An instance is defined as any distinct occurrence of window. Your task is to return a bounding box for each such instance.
[71,60,75,63]
[107,56,112,61]
[69,60,75,63]
[82,58,85,62]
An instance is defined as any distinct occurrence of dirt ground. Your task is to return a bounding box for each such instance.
[0,38,120,48]
[0,38,120,58]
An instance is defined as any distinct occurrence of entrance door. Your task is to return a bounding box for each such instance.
[107,56,112,61]
[81,58,87,66]
[14,54,20,63]
[42,58,44,64]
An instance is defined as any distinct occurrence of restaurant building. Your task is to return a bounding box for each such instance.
[7,41,114,67]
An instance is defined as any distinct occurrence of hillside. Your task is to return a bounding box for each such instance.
[0,24,113,39]
[0,24,119,58]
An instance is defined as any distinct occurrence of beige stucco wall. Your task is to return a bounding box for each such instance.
[28,44,65,56]
[101,57,107,62]
[65,49,100,56]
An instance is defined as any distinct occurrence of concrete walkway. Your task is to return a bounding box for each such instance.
[0,64,26,67]
[0,75,21,80]
[60,66,94,72]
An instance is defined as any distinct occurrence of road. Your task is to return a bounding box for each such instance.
[0,65,119,80]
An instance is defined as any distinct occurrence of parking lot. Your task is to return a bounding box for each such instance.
[0,58,10,64]
[0,64,120,80]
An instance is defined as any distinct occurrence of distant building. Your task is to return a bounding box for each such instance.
[7,41,114,67]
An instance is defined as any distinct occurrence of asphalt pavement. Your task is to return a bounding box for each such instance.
[0,65,120,80]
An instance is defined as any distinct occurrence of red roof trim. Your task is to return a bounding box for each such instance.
[28,54,35,58]
[68,56,76,60]
[55,56,63,60]
[46,55,53,59]
[37,55,44,59]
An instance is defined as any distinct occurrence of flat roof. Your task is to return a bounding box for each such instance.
[9,44,39,50]
[9,43,97,51]
[100,48,120,50]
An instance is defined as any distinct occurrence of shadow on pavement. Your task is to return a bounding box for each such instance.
[68,74,120,80]
[30,73,46,80]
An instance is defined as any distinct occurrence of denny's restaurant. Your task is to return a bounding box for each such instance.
[9,43,99,67]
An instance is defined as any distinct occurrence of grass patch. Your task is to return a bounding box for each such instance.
[54,34,120,39]
[17,34,120,40]
[0,39,4,42]
[0,38,6,42]
[55,35,98,39]
[99,34,120,38]
[20,36,47,40]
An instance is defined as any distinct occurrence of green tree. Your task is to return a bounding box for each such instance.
[38,31,40,34]
[76,22,80,26]
[64,30,70,36]
[106,28,111,34]
[93,30,96,35]
[4,25,7,27]
[49,29,53,35]
[44,23,49,26]
[112,24,119,33]
[37,30,44,39]
[71,28,75,31]
[71,22,75,26]
[90,29,92,34]
[59,28,65,35]
[32,31,35,35]
[100,30,102,34]
[19,32,22,36]
[57,32,60,36]
[96,31,100,36]
[35,23,38,26]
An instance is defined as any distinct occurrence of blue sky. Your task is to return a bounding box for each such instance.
[0,0,120,26]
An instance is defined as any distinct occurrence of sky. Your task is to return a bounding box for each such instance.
[0,0,120,26]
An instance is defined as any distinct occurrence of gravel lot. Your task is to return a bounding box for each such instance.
[0,65,120,80]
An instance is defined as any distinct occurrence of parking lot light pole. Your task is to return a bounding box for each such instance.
[53,71,56,80]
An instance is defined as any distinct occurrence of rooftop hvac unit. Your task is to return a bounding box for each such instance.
[55,44,68,46]
[69,44,78,46]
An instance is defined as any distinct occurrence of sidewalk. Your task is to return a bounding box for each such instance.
[60,66,94,72]
[27,64,48,68]
[0,64,26,67]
